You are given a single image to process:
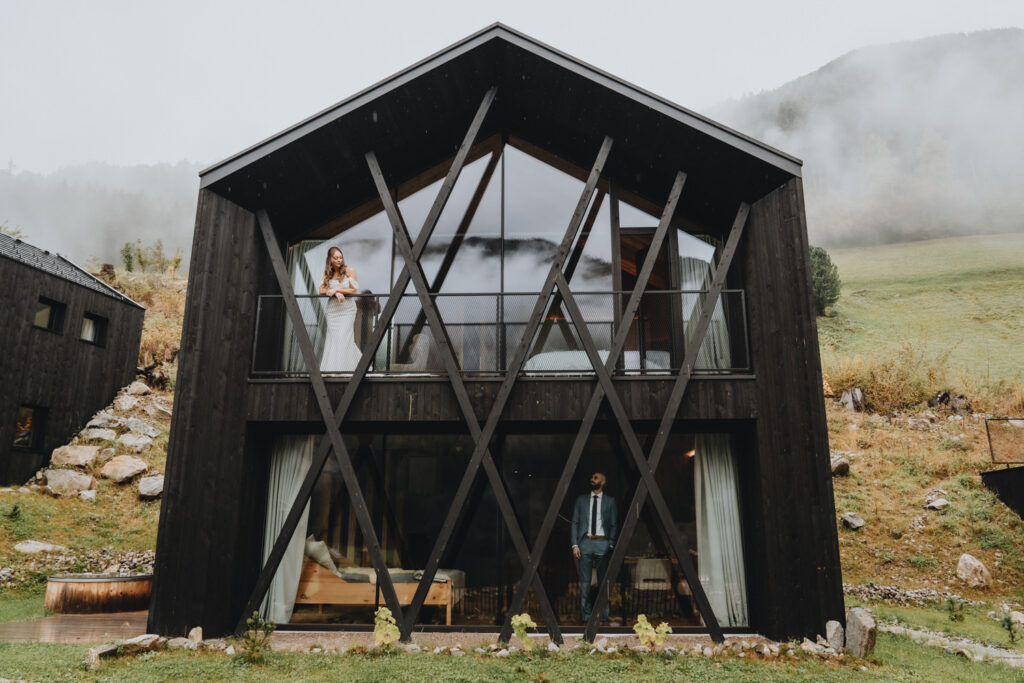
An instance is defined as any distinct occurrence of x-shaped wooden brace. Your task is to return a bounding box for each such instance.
[368,136,614,643]
[582,202,749,642]
[496,171,715,642]
[235,87,497,635]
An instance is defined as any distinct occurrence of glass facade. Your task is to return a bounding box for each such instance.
[262,426,748,629]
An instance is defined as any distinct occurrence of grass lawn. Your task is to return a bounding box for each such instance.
[0,588,49,624]
[1,633,1023,682]
[819,233,1024,384]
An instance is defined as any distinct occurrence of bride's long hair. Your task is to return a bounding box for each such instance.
[321,246,351,288]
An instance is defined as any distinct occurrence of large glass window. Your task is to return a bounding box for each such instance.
[13,405,46,450]
[261,426,748,630]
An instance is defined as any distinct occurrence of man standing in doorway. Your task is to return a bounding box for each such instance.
[572,472,618,623]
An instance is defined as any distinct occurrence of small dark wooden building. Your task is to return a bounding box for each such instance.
[150,24,843,643]
[0,233,144,485]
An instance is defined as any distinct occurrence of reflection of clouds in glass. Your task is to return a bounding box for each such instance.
[302,212,393,295]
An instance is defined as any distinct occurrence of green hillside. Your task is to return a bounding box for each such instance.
[819,233,1024,384]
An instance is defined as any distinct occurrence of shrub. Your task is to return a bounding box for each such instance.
[946,598,965,622]
[240,610,275,664]
[633,614,672,649]
[511,612,537,651]
[809,245,841,315]
[373,606,400,652]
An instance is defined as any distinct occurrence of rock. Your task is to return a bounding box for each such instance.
[101,456,148,483]
[956,554,992,588]
[906,418,932,430]
[841,512,865,530]
[493,648,509,657]
[14,540,69,553]
[925,498,950,510]
[43,468,95,494]
[120,633,161,653]
[144,401,173,419]
[845,607,876,657]
[87,643,120,669]
[826,620,845,650]
[127,381,151,396]
[114,395,140,412]
[800,637,818,652]
[830,455,850,476]
[840,388,864,412]
[702,646,713,657]
[547,640,560,652]
[225,645,235,656]
[138,475,164,500]
[167,637,195,650]
[595,638,609,652]
[124,417,159,438]
[87,413,123,430]
[1010,611,1024,625]
[188,626,203,643]
[451,648,465,656]
[117,433,153,452]
[51,445,100,467]
[79,490,97,502]
[404,643,421,653]
[97,447,117,465]
[80,428,118,443]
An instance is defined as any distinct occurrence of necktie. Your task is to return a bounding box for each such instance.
[591,495,598,535]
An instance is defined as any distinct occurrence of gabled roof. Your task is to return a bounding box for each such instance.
[200,23,801,241]
[0,232,144,309]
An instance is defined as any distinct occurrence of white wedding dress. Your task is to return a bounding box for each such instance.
[320,276,361,373]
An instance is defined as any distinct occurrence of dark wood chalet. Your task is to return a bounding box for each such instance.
[150,24,843,643]
[0,233,144,485]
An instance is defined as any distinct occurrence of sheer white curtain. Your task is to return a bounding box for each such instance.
[282,243,327,374]
[695,433,748,627]
[680,255,731,371]
[260,434,314,623]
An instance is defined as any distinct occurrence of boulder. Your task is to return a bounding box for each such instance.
[126,381,151,396]
[97,447,117,465]
[840,388,864,412]
[143,401,173,419]
[138,475,164,500]
[924,498,950,511]
[956,553,992,588]
[124,417,159,438]
[100,456,148,483]
[81,428,118,442]
[79,490,97,502]
[51,445,100,467]
[188,626,203,643]
[826,620,845,650]
[830,455,850,476]
[87,643,120,669]
[1010,611,1024,625]
[117,433,153,453]
[119,633,162,653]
[841,512,865,530]
[14,540,68,553]
[167,637,196,650]
[44,468,95,493]
[87,413,123,430]
[114,395,139,412]
[844,608,876,657]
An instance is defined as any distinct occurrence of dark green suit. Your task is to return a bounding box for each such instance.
[571,491,617,621]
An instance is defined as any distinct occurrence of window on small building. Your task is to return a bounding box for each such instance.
[33,297,66,333]
[13,405,47,450]
[80,313,108,346]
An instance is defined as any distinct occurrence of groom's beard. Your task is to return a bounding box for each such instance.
[590,483,601,491]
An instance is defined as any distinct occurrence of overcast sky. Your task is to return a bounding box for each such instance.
[2,0,1023,174]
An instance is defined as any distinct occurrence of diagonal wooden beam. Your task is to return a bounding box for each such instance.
[239,209,404,633]
[368,151,565,642]
[381,136,614,642]
[555,271,722,642]
[583,202,750,642]
[497,172,686,642]
[236,87,497,633]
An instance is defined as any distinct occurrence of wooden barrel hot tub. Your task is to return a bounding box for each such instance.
[44,573,153,613]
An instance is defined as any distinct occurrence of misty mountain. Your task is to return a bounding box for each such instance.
[0,161,202,268]
[712,28,1024,246]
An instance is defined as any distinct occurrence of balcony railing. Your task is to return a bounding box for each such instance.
[251,290,749,377]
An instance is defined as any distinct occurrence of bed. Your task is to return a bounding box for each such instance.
[294,558,466,625]
[523,349,671,373]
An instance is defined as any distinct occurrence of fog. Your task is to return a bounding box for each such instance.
[713,29,1024,246]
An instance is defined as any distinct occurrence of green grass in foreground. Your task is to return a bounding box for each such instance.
[819,233,1024,383]
[1,634,1022,682]
[868,602,1024,654]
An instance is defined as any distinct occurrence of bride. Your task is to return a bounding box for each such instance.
[318,247,361,373]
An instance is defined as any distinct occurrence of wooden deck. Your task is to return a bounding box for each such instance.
[0,611,148,643]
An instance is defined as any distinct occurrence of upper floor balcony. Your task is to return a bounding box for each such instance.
[251,289,749,378]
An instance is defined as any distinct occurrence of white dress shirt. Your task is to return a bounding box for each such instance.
[589,491,604,536]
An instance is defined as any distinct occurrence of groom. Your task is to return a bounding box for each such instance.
[571,472,618,623]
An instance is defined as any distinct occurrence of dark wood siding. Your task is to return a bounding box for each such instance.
[149,190,265,636]
[741,177,844,639]
[0,259,143,484]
